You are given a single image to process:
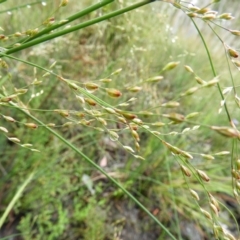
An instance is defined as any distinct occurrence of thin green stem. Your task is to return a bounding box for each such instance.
[12,104,176,240]
[15,0,114,44]
[4,0,152,55]
[191,19,232,123]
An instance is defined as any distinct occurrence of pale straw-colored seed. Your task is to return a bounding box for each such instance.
[232,169,240,180]
[210,203,219,216]
[228,48,238,58]
[203,78,219,87]
[31,148,40,152]
[196,8,209,14]
[54,109,69,117]
[84,82,99,92]
[68,82,79,90]
[230,30,240,36]
[106,88,122,98]
[180,87,198,96]
[131,130,140,142]
[99,78,112,83]
[201,154,215,160]
[236,159,240,170]
[21,143,33,147]
[0,126,8,133]
[47,123,56,127]
[218,13,234,20]
[132,118,143,124]
[209,194,220,212]
[195,76,206,84]
[25,123,38,129]
[214,151,230,156]
[187,12,198,18]
[162,61,180,72]
[104,107,116,114]
[133,155,145,160]
[163,113,185,122]
[224,232,236,240]
[211,126,240,138]
[200,208,212,220]
[14,88,28,94]
[110,68,122,75]
[109,131,119,141]
[127,86,142,92]
[117,117,127,124]
[8,137,21,143]
[180,165,192,177]
[0,97,12,102]
[84,98,97,106]
[197,169,210,182]
[190,189,199,201]
[151,122,165,127]
[135,141,140,152]
[3,115,16,122]
[184,65,194,73]
[186,112,200,119]
[161,101,180,108]
[97,117,107,126]
[145,76,164,83]
[123,145,135,153]
[62,122,73,127]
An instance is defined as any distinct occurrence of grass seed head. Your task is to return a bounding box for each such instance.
[8,137,21,143]
[123,145,135,153]
[211,126,240,138]
[106,88,122,98]
[84,82,99,92]
[25,123,38,129]
[197,169,210,182]
[195,76,206,85]
[230,30,240,36]
[200,208,212,220]
[162,61,180,72]
[0,126,8,133]
[218,13,234,20]
[181,165,191,177]
[190,189,199,201]
[210,203,219,216]
[3,115,16,122]
[84,98,97,106]
[228,48,239,58]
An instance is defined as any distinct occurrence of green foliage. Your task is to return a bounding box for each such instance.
[0,0,240,240]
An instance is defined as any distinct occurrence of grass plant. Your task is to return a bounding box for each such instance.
[0,0,240,239]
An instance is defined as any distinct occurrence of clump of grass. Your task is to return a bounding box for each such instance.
[0,0,240,239]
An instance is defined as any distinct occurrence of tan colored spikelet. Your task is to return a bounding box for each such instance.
[200,208,212,220]
[190,189,199,201]
[201,154,215,160]
[187,12,198,18]
[14,88,28,94]
[0,126,8,133]
[197,169,210,182]
[209,194,220,212]
[25,123,38,129]
[186,112,200,119]
[181,165,191,177]
[3,115,16,122]
[224,232,236,240]
[228,48,239,58]
[230,30,240,36]
[0,97,12,102]
[68,82,79,90]
[210,203,219,216]
[180,87,198,96]
[202,14,216,20]
[196,8,209,14]
[84,98,97,106]
[123,145,135,153]
[8,137,21,143]
[218,13,234,20]
[62,122,73,127]
[232,169,240,180]
[195,76,206,85]
[54,109,69,117]
[127,86,142,92]
[161,101,180,108]
[132,118,143,124]
[162,61,180,72]
[59,0,68,7]
[163,113,185,123]
[121,112,137,120]
[131,130,140,142]
[99,78,112,83]
[135,141,140,152]
[117,117,127,123]
[184,65,194,73]
[211,126,240,138]
[84,82,99,92]
[151,122,165,127]
[106,88,122,98]
[97,117,107,126]
[110,68,122,76]
[145,76,164,83]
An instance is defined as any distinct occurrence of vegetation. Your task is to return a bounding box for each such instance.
[0,0,240,239]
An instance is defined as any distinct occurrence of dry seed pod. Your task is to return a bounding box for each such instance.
[233,60,240,68]
[210,203,219,216]
[232,169,240,180]
[181,165,192,177]
[202,14,216,20]
[209,194,220,212]
[211,126,240,138]
[84,98,97,106]
[47,123,56,127]
[180,87,198,96]
[214,151,230,156]
[195,76,206,85]
[24,123,38,129]
[14,88,28,94]
[106,88,122,98]
[8,137,21,143]
[218,13,234,20]
[184,65,194,73]
[190,189,199,201]
[201,154,215,160]
[187,12,198,18]
[84,82,99,92]
[228,48,239,58]
[127,86,142,92]
[97,117,107,126]
[196,8,209,14]
[200,208,212,220]
[163,113,185,122]
[151,122,165,127]
[135,141,140,152]
[0,97,12,102]
[186,112,200,119]
[121,112,137,120]
[131,130,140,142]
[197,169,210,182]
[230,30,240,36]
[145,76,164,83]
[161,101,180,108]
[0,126,8,133]
[108,131,119,141]
[162,61,180,72]
[3,115,16,122]
[110,68,122,75]
[54,109,69,117]
[99,78,112,83]
[123,145,135,153]
[59,0,68,7]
